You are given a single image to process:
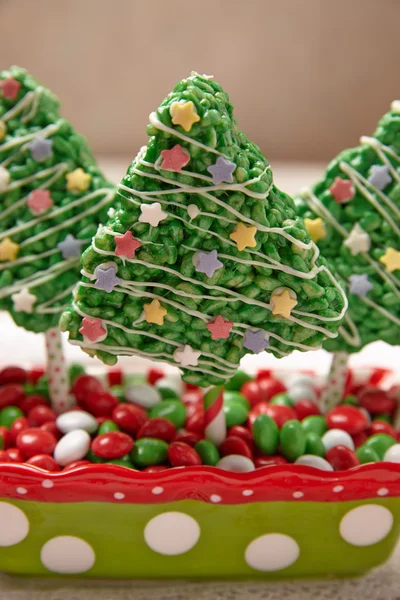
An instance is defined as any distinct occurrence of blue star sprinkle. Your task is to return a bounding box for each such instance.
[243,329,270,354]
[194,250,223,278]
[57,234,84,259]
[349,274,373,297]
[207,157,236,185]
[94,266,121,293]
[368,165,392,191]
[29,137,53,162]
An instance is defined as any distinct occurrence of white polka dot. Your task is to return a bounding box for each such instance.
[340,504,393,547]
[40,536,95,574]
[42,480,54,489]
[245,533,300,572]
[114,492,125,500]
[293,491,304,499]
[16,487,27,495]
[0,502,30,546]
[333,485,344,493]
[144,512,200,556]
[378,488,389,496]
[210,494,222,503]
[242,490,254,497]
[152,486,164,495]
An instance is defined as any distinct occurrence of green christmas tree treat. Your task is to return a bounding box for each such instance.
[0,66,116,411]
[297,101,400,408]
[62,73,347,392]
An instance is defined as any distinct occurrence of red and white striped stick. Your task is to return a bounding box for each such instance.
[203,385,226,447]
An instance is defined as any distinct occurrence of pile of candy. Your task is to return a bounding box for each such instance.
[0,365,399,473]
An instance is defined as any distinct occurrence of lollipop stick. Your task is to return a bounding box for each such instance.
[203,385,226,446]
[44,327,73,413]
[320,352,349,414]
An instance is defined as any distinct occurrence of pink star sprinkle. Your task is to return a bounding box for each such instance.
[27,190,53,215]
[160,144,190,172]
[115,231,141,259]
[329,177,355,203]
[79,317,107,342]
[206,315,234,340]
[0,77,21,100]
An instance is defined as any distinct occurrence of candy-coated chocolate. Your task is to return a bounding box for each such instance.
[326,405,368,435]
[240,380,263,406]
[107,458,135,468]
[168,441,201,467]
[0,367,27,385]
[112,404,148,435]
[16,428,57,459]
[358,388,396,415]
[98,420,120,435]
[107,367,123,387]
[287,383,318,404]
[305,432,326,457]
[0,406,24,429]
[185,411,205,434]
[255,455,288,468]
[137,417,176,443]
[220,435,253,459]
[326,445,359,470]
[216,454,255,473]
[85,391,119,417]
[28,405,57,427]
[223,399,249,429]
[19,394,48,414]
[364,433,396,459]
[342,395,358,406]
[228,425,253,445]
[367,420,397,438]
[223,391,250,409]
[54,430,91,466]
[257,379,287,402]
[56,410,98,434]
[0,425,10,450]
[280,420,306,462]
[383,443,400,463]
[248,402,296,429]
[40,421,62,440]
[6,447,24,462]
[0,449,12,462]
[373,414,391,423]
[91,431,134,459]
[322,428,355,451]
[149,400,186,429]
[9,417,29,444]
[293,399,320,421]
[26,454,60,472]
[173,430,202,446]
[269,393,294,407]
[195,440,220,466]
[125,384,162,409]
[252,415,279,455]
[225,370,252,391]
[295,455,334,471]
[356,445,380,464]
[130,438,168,468]
[147,368,164,386]
[352,431,368,448]
[72,375,103,405]
[301,415,327,437]
[0,384,25,409]
[63,460,91,471]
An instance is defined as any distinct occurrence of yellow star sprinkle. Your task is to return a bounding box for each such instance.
[66,168,91,192]
[271,288,298,318]
[170,101,200,132]
[230,222,257,251]
[143,299,167,326]
[0,121,6,142]
[379,247,400,273]
[0,237,19,262]
[304,217,326,243]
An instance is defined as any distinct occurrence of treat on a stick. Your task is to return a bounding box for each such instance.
[62,72,346,438]
[0,66,116,411]
[297,101,400,410]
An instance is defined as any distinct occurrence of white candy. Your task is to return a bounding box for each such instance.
[322,429,355,451]
[289,384,318,403]
[125,384,162,409]
[295,455,334,471]
[155,376,184,397]
[54,430,91,466]
[384,444,400,463]
[216,454,255,473]
[56,410,98,434]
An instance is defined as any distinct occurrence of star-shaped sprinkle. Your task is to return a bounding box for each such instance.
[329,177,355,203]
[173,344,201,367]
[368,165,392,191]
[343,223,370,256]
[57,234,84,259]
[94,266,121,293]
[0,121,6,142]
[304,217,326,242]
[143,299,167,325]
[115,231,141,259]
[0,166,10,191]
[138,202,168,227]
[160,144,190,172]
[66,168,91,192]
[170,101,200,132]
[207,157,236,185]
[0,237,19,262]
[79,316,107,343]
[194,249,223,278]
[27,190,53,215]
[187,204,200,220]
[379,247,400,272]
[230,222,257,251]
[30,137,53,162]
[11,288,36,313]
[0,77,21,100]
[271,288,298,318]
[206,315,234,340]
[243,329,270,354]
[349,274,373,297]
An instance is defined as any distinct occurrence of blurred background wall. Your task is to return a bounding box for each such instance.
[0,0,399,162]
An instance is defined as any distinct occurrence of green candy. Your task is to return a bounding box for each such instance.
[223,391,250,410]
[157,387,179,401]
[68,363,85,385]
[356,445,380,464]
[225,370,252,391]
[109,386,126,402]
[195,440,220,466]
[342,395,358,406]
[364,434,396,459]
[305,432,325,457]
[252,415,279,455]
[0,406,24,429]
[130,438,168,468]
[98,420,120,435]
[85,449,105,464]
[373,414,391,423]
[301,415,327,437]
[107,454,135,469]
[149,400,186,429]
[280,420,306,462]
[35,376,50,398]
[270,393,294,407]
[223,400,249,428]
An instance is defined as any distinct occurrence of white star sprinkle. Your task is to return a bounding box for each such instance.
[343,223,370,256]
[11,288,36,313]
[173,344,201,367]
[138,202,168,227]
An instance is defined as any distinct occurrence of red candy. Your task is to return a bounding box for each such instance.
[20,395,48,414]
[28,405,57,427]
[294,399,321,420]
[326,405,368,435]
[147,368,164,386]
[326,445,360,471]
[220,435,253,459]
[112,404,148,436]
[6,447,24,462]
[0,450,12,462]
[352,431,368,448]
[248,402,296,429]
[72,375,103,406]
[91,431,134,459]
[40,421,62,440]
[16,428,57,459]
[28,367,45,384]
[258,378,287,401]
[173,430,202,446]
[0,384,25,409]
[63,460,91,471]
[108,367,122,387]
[240,381,263,406]
[85,391,119,417]
[367,420,397,438]
[0,366,27,385]
[10,417,30,444]
[228,425,253,445]
[26,454,60,472]
[168,441,202,467]
[185,411,205,434]
[137,417,176,442]
[358,387,396,415]
[0,426,10,449]
[255,455,288,468]
[255,369,273,381]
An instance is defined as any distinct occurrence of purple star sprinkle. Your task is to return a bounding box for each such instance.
[29,137,53,162]
[194,250,223,278]
[94,266,121,293]
[207,157,236,185]
[368,165,392,191]
[57,234,84,259]
[349,274,373,297]
[243,329,270,354]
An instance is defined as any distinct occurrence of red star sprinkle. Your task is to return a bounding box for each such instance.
[27,190,53,215]
[206,315,234,340]
[0,78,21,100]
[79,317,107,342]
[329,177,355,203]
[160,144,190,172]
[115,231,141,259]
